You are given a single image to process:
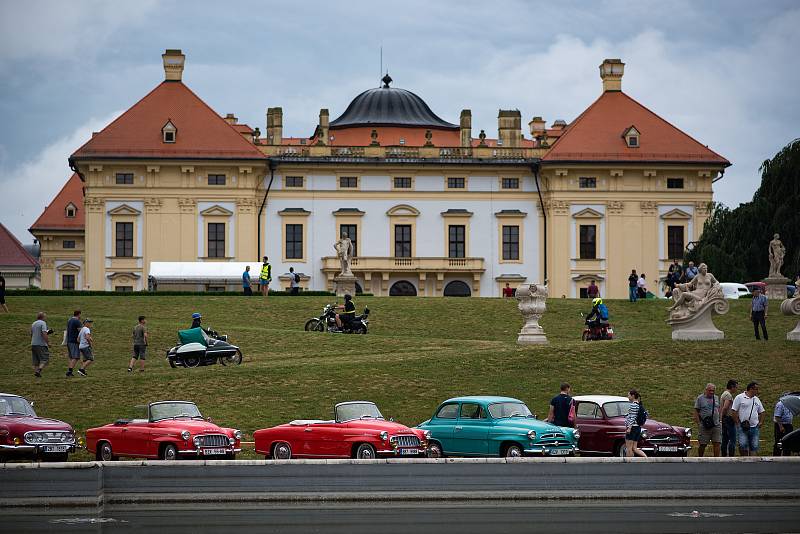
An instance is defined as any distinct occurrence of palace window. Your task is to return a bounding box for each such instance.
[115,173,134,185]
[62,240,76,249]
[115,222,133,257]
[667,225,685,259]
[285,176,304,188]
[115,286,133,292]
[65,204,77,218]
[162,119,177,143]
[339,176,358,188]
[627,136,638,147]
[62,274,75,291]
[447,177,465,189]
[501,178,519,190]
[502,225,519,261]
[667,178,684,189]
[286,224,303,259]
[579,225,597,259]
[395,225,412,258]
[394,177,412,189]
[579,177,597,189]
[340,224,357,256]
[207,222,226,258]
[208,174,226,186]
[448,225,466,258]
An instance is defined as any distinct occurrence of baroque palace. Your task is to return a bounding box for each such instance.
[30,50,729,298]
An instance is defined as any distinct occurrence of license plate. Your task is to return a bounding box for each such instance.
[549,449,570,456]
[203,448,227,455]
[659,446,678,452]
[43,445,69,453]
[400,448,419,455]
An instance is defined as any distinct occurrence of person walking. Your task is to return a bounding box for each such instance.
[289,267,300,295]
[259,256,272,297]
[628,270,638,302]
[0,272,8,312]
[547,383,574,428]
[242,265,253,296]
[624,389,648,458]
[720,379,739,457]
[694,383,721,457]
[65,309,82,377]
[76,318,95,377]
[30,311,50,378]
[502,282,514,298]
[730,381,765,456]
[750,286,768,340]
[587,280,600,299]
[128,316,148,373]
[773,396,795,456]
[637,273,647,299]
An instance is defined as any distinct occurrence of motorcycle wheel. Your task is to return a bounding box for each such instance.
[221,349,243,366]
[168,358,177,368]
[360,325,368,335]
[184,356,201,368]
[305,318,321,332]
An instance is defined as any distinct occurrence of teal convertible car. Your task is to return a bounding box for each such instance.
[417,396,579,458]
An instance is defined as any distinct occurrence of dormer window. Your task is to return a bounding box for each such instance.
[622,126,640,148]
[65,203,77,218]
[162,119,177,143]
[399,138,405,145]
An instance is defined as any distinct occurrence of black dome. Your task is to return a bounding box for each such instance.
[330,77,458,130]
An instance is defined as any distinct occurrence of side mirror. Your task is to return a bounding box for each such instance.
[206,417,213,423]
[30,401,35,407]
[389,417,395,422]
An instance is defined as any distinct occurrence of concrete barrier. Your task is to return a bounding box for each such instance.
[2,457,799,507]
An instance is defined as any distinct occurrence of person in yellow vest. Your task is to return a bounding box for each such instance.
[259,256,272,297]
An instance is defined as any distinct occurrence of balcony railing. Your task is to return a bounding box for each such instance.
[321,256,485,272]
[261,144,541,160]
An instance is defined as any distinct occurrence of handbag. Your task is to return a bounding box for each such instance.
[567,400,576,425]
[701,395,716,429]
[740,398,756,431]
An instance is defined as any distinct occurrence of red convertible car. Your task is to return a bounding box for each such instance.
[573,395,691,457]
[86,400,241,461]
[254,401,429,459]
[0,392,78,461]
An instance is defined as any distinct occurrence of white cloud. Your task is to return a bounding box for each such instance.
[0,111,120,242]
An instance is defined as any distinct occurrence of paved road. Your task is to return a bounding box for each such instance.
[6,500,799,533]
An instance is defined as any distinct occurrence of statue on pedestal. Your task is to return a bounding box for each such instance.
[769,233,786,278]
[666,263,729,340]
[333,236,356,296]
[515,283,548,345]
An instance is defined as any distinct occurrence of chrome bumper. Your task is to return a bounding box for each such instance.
[641,444,692,453]
[377,448,427,456]
[524,445,578,455]
[177,447,241,455]
[0,444,75,453]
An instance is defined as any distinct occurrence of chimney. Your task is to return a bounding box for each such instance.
[551,119,567,129]
[266,107,283,146]
[162,49,185,82]
[223,113,238,125]
[460,109,472,147]
[318,109,329,145]
[599,58,625,92]
[498,109,522,148]
[528,116,546,137]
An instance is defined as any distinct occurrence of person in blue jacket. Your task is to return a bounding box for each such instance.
[585,297,609,329]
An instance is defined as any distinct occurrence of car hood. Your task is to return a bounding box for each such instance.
[0,415,72,433]
[344,420,418,434]
[149,420,227,433]
[608,416,680,433]
[490,418,572,435]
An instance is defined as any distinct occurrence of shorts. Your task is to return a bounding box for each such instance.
[625,426,642,442]
[67,342,80,359]
[737,425,760,452]
[259,279,271,286]
[0,293,5,304]
[132,345,147,360]
[698,423,722,444]
[32,345,50,366]
[80,346,94,361]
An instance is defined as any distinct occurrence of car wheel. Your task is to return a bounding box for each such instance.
[161,443,178,460]
[272,442,292,460]
[184,356,201,368]
[614,441,626,458]
[504,444,523,458]
[354,443,376,459]
[427,441,444,458]
[97,441,116,462]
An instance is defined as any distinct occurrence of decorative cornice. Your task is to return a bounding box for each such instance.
[84,197,104,213]
[544,200,570,215]
[606,201,625,214]
[178,198,196,213]
[694,201,712,216]
[236,197,257,213]
[640,201,658,215]
[144,197,163,213]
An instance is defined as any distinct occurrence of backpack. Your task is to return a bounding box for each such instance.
[598,304,609,321]
[635,402,648,426]
[294,273,300,283]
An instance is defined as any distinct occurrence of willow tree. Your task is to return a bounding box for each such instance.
[688,138,800,282]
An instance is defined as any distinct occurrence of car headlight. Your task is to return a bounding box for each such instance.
[13,436,21,445]
[193,436,201,447]
[379,431,389,441]
[233,430,242,440]
[78,437,86,447]
[423,430,431,440]
[685,428,692,439]
[181,430,191,441]
[572,429,580,439]
[527,430,536,440]
[229,437,235,445]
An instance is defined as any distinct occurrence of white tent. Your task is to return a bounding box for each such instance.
[149,262,260,289]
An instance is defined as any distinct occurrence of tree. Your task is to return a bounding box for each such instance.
[688,138,800,282]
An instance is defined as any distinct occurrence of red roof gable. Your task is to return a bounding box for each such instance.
[29,173,85,232]
[542,91,730,165]
[0,223,38,268]
[71,81,265,160]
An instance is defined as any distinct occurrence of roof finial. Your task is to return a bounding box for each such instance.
[381,73,392,88]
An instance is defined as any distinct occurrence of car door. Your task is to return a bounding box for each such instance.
[451,403,490,456]
[122,421,153,457]
[426,403,458,454]
[574,402,602,452]
[303,423,347,458]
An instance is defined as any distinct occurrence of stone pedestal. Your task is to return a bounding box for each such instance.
[515,283,548,345]
[764,276,790,300]
[333,274,356,297]
[781,296,800,341]
[667,297,729,341]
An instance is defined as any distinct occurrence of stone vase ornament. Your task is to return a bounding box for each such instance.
[781,296,800,341]
[666,263,729,340]
[515,283,548,345]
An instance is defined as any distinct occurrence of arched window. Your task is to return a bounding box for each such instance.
[389,280,417,296]
[443,280,471,297]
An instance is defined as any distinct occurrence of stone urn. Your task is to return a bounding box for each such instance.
[515,283,548,345]
[781,296,800,341]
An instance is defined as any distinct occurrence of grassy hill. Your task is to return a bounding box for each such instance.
[0,294,797,459]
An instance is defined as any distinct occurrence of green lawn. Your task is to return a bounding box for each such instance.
[1,294,797,459]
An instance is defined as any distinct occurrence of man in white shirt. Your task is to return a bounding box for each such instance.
[637,273,647,299]
[730,381,765,456]
[76,318,95,377]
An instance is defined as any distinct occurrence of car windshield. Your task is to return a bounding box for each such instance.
[487,402,533,419]
[149,402,203,421]
[0,396,36,417]
[336,402,383,422]
[603,401,632,418]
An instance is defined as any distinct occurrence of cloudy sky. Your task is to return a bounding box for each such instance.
[1,0,798,242]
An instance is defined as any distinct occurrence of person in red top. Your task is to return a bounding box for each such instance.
[587,280,600,299]
[502,283,515,298]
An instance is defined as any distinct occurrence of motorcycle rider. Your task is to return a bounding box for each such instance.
[585,297,609,329]
[334,294,356,331]
[190,312,212,335]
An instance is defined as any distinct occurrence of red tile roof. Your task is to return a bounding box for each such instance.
[71,82,265,160]
[29,173,85,232]
[0,223,38,268]
[542,91,730,165]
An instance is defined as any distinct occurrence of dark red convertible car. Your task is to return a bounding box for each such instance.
[254,401,429,459]
[0,393,78,461]
[86,400,241,461]
[573,395,691,456]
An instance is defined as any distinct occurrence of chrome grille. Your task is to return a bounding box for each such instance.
[197,434,229,448]
[391,435,421,448]
[647,435,680,443]
[24,431,75,445]
[539,432,565,441]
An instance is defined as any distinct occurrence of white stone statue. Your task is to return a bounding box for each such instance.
[515,283,548,345]
[334,236,354,277]
[666,262,729,340]
[769,233,786,278]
